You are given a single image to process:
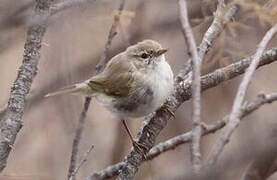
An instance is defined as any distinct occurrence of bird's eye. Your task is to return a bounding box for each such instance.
[141,53,149,59]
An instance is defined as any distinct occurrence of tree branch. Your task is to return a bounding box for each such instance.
[95,0,126,74]
[69,144,94,180]
[177,1,238,80]
[178,0,203,172]
[148,93,277,161]
[207,24,277,165]
[87,45,277,180]
[116,2,238,180]
[0,0,52,173]
[67,0,127,179]
[68,97,92,180]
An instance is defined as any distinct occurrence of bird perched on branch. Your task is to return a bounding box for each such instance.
[46,39,174,154]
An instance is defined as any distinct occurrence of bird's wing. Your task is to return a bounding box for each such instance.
[88,54,136,97]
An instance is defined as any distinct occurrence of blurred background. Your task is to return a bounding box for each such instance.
[0,0,277,179]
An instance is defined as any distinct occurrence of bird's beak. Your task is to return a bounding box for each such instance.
[155,49,168,56]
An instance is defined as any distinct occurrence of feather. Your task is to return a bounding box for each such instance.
[45,82,91,97]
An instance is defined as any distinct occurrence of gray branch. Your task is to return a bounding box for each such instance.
[69,144,94,180]
[0,0,52,173]
[148,93,277,161]
[177,1,238,80]
[87,46,277,179]
[68,97,92,180]
[178,0,203,172]
[207,24,277,165]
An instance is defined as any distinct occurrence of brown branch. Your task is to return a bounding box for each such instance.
[87,45,277,179]
[178,0,202,172]
[207,24,277,165]
[0,0,52,173]
[67,0,127,179]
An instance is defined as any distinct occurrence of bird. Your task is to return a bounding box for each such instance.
[45,39,174,154]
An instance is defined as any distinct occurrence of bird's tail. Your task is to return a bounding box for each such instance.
[45,82,91,98]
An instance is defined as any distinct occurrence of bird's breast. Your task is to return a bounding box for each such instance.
[96,58,174,119]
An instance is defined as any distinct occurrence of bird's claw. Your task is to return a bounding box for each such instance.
[132,141,148,159]
[160,105,175,119]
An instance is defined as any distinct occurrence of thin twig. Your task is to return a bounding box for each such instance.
[69,144,94,180]
[148,93,277,160]
[87,90,277,179]
[67,0,127,179]
[68,97,92,180]
[95,0,126,73]
[177,1,238,81]
[207,24,277,165]
[0,0,52,173]
[178,0,202,172]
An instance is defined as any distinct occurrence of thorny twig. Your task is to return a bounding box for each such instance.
[207,24,277,165]
[178,0,203,172]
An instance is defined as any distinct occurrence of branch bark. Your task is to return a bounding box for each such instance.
[178,0,202,172]
[207,24,277,165]
[0,0,98,175]
[0,0,52,172]
[87,46,277,180]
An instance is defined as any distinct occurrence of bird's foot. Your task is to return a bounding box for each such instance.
[132,140,148,159]
[200,122,209,131]
[160,104,175,119]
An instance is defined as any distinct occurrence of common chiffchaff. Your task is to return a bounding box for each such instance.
[46,40,174,152]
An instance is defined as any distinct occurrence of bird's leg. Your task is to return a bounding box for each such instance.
[160,104,175,119]
[121,120,148,158]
